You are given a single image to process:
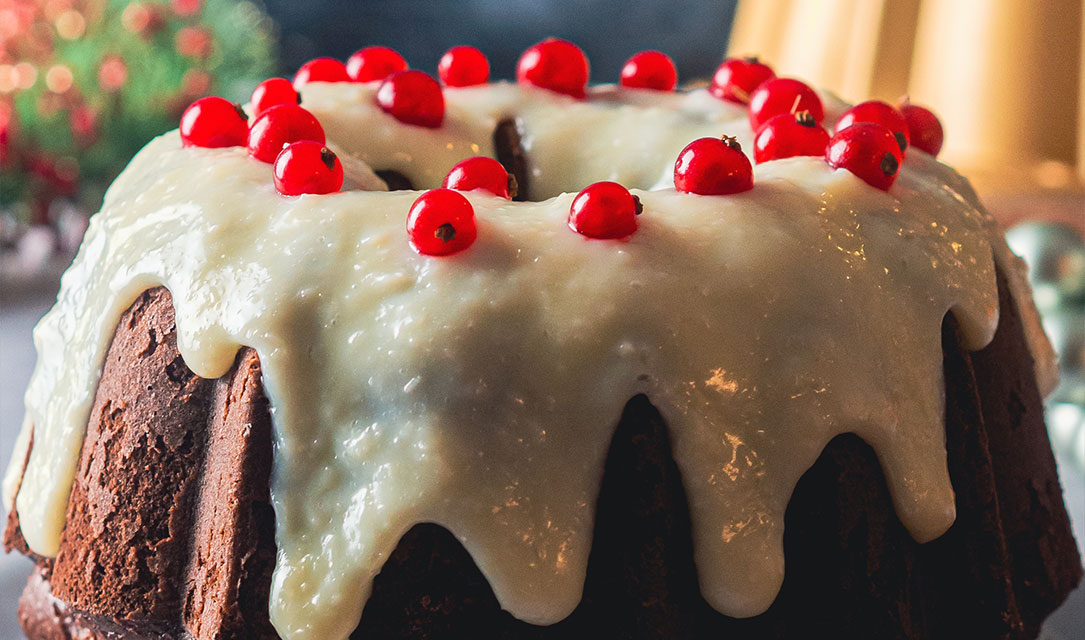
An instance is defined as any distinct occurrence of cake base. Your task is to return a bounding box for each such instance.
[7,269,1082,639]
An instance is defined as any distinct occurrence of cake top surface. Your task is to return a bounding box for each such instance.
[3,47,1058,640]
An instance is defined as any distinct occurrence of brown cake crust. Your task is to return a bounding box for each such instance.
[6,270,1082,639]
[182,347,277,640]
[50,288,214,623]
[493,117,529,201]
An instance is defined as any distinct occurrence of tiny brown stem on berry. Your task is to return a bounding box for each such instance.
[788,94,802,115]
[881,152,899,176]
[731,87,750,103]
[742,56,761,64]
[795,110,816,127]
[893,132,908,152]
[434,223,456,243]
[320,147,337,171]
[507,174,519,199]
[720,135,743,152]
[233,103,249,121]
[633,195,643,215]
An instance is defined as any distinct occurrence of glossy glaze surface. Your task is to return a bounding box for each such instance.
[4,82,1056,640]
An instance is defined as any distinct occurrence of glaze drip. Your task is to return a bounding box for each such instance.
[3,82,1049,640]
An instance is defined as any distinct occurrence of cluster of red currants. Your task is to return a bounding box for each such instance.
[706,56,944,191]
[179,89,343,196]
[408,159,644,255]
[177,42,947,259]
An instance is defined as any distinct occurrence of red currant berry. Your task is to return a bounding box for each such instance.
[836,100,909,153]
[898,102,944,156]
[516,38,590,99]
[248,104,325,163]
[180,96,248,148]
[748,77,824,131]
[250,77,300,118]
[619,50,677,91]
[825,122,902,191]
[710,56,775,104]
[568,181,642,239]
[273,141,343,196]
[346,46,408,83]
[753,111,830,163]
[407,188,477,256]
[442,157,515,199]
[376,70,445,128]
[293,58,350,89]
[674,136,753,195]
[438,45,490,87]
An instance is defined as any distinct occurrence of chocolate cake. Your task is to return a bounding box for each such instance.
[6,274,1081,639]
[3,43,1082,639]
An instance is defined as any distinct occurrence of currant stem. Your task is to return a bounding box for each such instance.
[788,94,802,115]
[435,223,456,243]
[881,152,899,176]
[320,147,337,171]
[720,135,743,152]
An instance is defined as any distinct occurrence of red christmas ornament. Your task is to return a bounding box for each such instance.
[568,181,642,239]
[674,136,753,195]
[407,188,478,255]
[274,141,343,196]
[376,70,445,128]
[181,69,212,98]
[98,56,128,92]
[0,108,11,168]
[346,46,408,83]
[619,50,678,91]
[825,122,902,191]
[69,105,99,147]
[175,26,212,59]
[438,45,490,87]
[516,38,590,99]
[122,3,166,36]
[171,0,202,16]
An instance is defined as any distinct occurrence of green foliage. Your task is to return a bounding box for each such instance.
[2,0,278,223]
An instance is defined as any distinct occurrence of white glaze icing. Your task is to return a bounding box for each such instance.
[1,81,1054,640]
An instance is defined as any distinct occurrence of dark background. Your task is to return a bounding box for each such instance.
[264,0,740,82]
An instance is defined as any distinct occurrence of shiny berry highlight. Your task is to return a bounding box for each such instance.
[407,188,478,255]
[438,45,490,87]
[273,141,343,196]
[180,96,248,148]
[442,157,515,199]
[568,181,642,239]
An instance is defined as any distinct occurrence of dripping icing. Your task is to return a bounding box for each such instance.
[3,82,1052,640]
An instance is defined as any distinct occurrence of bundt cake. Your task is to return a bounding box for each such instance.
[3,42,1082,639]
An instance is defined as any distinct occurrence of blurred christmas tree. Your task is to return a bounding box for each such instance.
[0,0,277,234]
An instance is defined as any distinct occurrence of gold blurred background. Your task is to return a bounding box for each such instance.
[729,0,1085,231]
